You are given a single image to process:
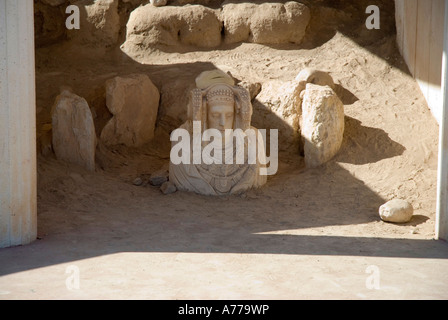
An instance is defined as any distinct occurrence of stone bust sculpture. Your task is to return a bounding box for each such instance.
[169,70,267,195]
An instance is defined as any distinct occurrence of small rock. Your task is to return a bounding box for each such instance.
[133,177,143,186]
[160,181,177,194]
[149,169,169,186]
[295,68,335,90]
[379,199,414,223]
[150,176,167,186]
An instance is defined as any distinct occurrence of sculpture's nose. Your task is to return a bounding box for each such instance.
[219,114,226,127]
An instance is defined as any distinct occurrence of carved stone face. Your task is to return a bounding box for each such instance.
[207,103,234,132]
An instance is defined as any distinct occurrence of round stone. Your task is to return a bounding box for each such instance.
[379,199,414,223]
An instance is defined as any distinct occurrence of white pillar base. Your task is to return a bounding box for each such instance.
[0,0,37,248]
[436,2,448,241]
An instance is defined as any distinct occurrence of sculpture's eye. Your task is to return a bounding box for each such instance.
[226,113,233,118]
[211,113,220,118]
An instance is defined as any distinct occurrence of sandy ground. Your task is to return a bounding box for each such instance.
[1,1,448,300]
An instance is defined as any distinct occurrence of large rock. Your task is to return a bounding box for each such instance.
[101,74,160,147]
[157,77,197,131]
[301,83,344,167]
[67,0,120,47]
[51,90,97,171]
[221,1,310,44]
[252,80,303,152]
[124,4,222,50]
[379,199,414,223]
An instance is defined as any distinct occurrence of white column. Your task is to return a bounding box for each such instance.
[436,2,448,241]
[0,0,37,248]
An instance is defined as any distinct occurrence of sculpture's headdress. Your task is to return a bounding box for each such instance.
[206,84,235,107]
[189,70,253,131]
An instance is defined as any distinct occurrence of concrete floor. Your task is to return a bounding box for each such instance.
[1,211,448,300]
